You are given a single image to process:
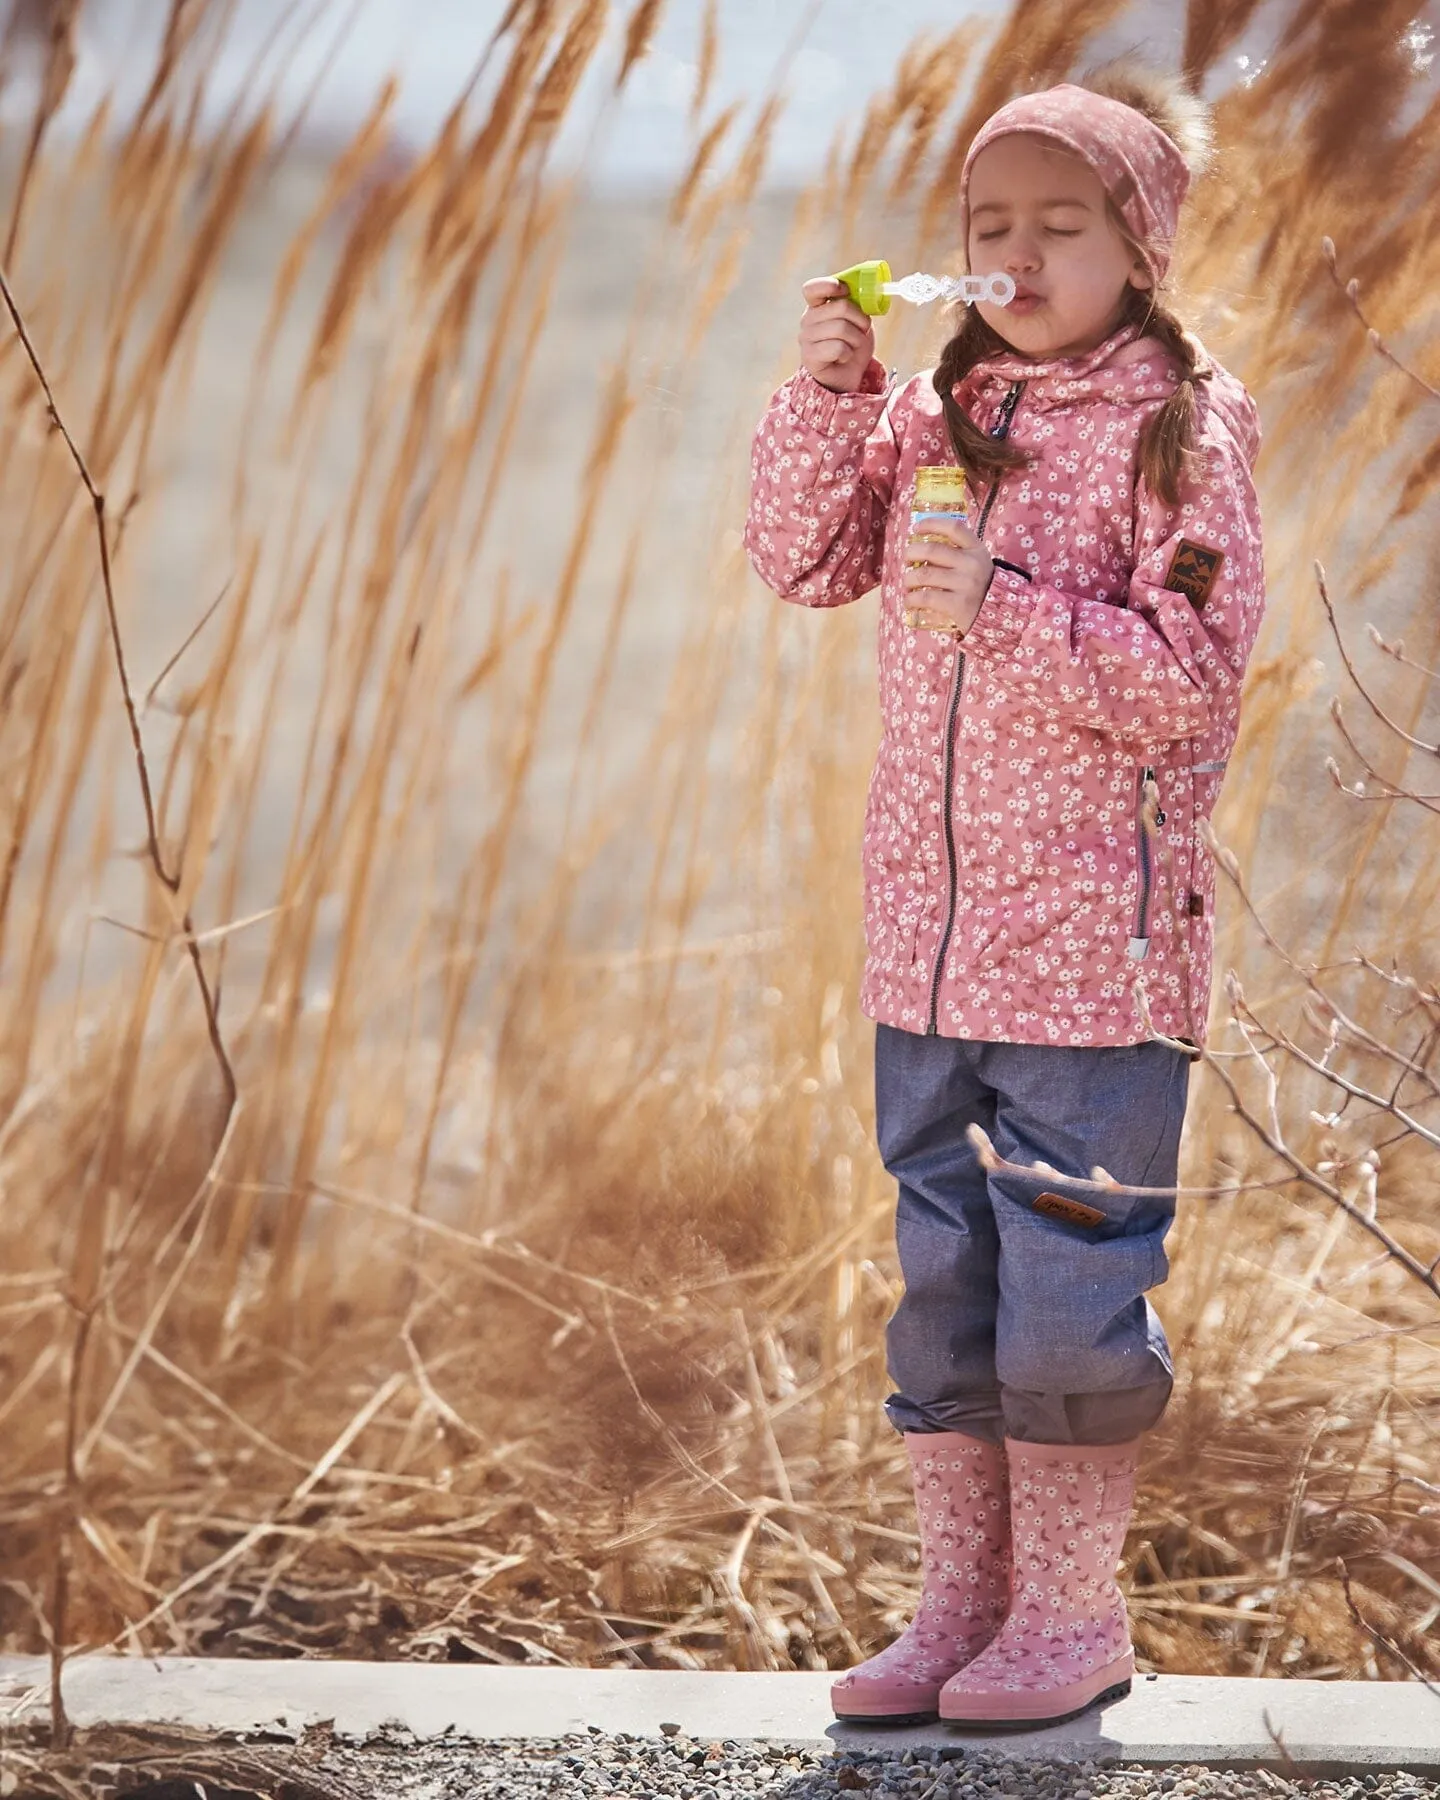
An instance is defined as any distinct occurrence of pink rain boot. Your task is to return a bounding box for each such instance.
[938,1436,1138,1729]
[831,1431,1011,1723]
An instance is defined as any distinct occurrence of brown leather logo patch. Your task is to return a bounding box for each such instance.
[1032,1191,1107,1228]
[1163,539,1224,609]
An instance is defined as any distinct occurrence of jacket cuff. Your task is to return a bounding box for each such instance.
[785,359,890,434]
[962,564,1033,659]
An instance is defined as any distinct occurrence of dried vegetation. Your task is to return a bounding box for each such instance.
[0,0,1437,1739]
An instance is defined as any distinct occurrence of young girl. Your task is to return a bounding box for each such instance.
[745,67,1264,1730]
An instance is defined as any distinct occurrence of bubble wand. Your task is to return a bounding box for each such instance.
[831,260,1016,315]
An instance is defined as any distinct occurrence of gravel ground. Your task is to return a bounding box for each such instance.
[7,1724,1440,1800]
[377,1732,1440,1800]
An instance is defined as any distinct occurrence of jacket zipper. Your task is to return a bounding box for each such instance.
[925,377,1026,1035]
[1127,765,1166,961]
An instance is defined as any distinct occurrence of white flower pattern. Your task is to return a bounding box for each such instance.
[831,1432,1011,1717]
[939,1439,1137,1711]
[958,83,1194,286]
[744,319,1265,1050]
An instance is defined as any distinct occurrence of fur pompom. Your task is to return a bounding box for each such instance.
[1079,59,1215,178]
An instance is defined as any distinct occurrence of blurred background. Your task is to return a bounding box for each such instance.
[0,0,1436,1687]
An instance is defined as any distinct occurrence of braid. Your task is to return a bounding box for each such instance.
[1126,289,1206,507]
[931,307,1032,492]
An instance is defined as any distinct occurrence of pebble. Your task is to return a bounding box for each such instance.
[296,1730,1440,1800]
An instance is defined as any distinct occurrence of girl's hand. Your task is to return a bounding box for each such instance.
[902,514,995,635]
[799,277,876,393]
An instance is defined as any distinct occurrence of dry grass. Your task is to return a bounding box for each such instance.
[0,0,1437,1733]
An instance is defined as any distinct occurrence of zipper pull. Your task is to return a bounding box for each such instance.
[1142,765,1166,829]
[988,380,1024,437]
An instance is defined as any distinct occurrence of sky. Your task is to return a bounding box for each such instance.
[0,0,1217,186]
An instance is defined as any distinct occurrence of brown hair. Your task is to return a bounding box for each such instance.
[933,62,1216,509]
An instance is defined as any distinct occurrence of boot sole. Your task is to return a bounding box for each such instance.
[832,1707,939,1726]
[941,1676,1132,1732]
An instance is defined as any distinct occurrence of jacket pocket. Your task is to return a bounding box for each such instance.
[879,859,929,967]
[863,829,929,971]
[1127,765,1165,962]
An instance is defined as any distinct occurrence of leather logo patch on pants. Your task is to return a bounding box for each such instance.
[1032,1191,1107,1228]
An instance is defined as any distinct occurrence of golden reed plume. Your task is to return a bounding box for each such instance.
[0,0,1434,1721]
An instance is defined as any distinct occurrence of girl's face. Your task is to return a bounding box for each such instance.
[966,133,1153,358]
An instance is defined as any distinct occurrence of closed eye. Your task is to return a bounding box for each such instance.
[976,227,1082,240]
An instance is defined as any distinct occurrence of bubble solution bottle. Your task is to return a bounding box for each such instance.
[904,465,972,636]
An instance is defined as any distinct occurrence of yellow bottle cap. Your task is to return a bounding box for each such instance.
[832,259,892,317]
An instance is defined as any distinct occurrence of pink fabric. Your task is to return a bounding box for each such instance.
[960,84,1191,284]
[744,321,1265,1048]
[939,1436,1138,1724]
[831,1431,1011,1720]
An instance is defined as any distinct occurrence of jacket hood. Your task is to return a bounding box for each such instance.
[956,318,1262,470]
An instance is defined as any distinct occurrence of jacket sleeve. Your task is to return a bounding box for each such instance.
[744,358,902,607]
[958,407,1265,751]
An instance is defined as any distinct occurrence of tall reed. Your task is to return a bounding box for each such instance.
[0,0,1435,1699]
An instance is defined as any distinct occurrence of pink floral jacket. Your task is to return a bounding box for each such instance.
[744,319,1264,1048]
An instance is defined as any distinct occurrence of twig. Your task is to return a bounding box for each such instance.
[1199,816,1440,1100]
[1260,1709,1308,1784]
[965,1120,1247,1201]
[1315,560,1440,758]
[1322,236,1440,405]
[599,1291,749,1511]
[1230,987,1440,1160]
[0,262,238,1112]
[1336,1557,1440,1698]
[1367,623,1440,685]
[1325,721,1440,815]
[1198,1021,1439,1298]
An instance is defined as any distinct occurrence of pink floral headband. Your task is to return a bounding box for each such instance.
[959,83,1191,284]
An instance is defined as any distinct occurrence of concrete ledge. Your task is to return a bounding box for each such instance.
[2,1658,1439,1775]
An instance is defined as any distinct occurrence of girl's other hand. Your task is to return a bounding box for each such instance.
[902,514,995,635]
[799,277,876,393]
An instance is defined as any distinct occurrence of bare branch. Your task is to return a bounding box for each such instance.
[0,261,237,1115]
[1231,987,1440,1160]
[1315,560,1440,757]
[1199,819,1440,1103]
[1336,1557,1440,1697]
[1322,236,1440,405]
[1367,623,1440,685]
[965,1119,1252,1202]
[1200,1009,1439,1299]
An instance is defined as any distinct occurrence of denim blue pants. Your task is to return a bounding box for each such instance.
[876,1024,1191,1446]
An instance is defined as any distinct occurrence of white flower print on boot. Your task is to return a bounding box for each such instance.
[939,1436,1138,1728]
[831,1431,1011,1722]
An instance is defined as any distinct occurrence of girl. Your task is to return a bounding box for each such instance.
[745,67,1264,1730]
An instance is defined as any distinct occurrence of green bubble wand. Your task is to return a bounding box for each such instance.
[832,260,1017,315]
